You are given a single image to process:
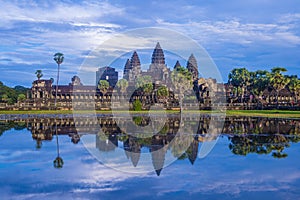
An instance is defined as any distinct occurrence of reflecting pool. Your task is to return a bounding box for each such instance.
[0,115,300,199]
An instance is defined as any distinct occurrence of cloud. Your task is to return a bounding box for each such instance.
[1,1,300,87]
[0,0,126,86]
[0,1,124,27]
[155,18,300,47]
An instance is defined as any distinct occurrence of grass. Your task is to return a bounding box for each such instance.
[226,110,300,118]
[0,109,299,118]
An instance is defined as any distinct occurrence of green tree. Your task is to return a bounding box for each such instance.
[228,68,251,102]
[135,75,153,94]
[157,86,169,98]
[156,86,169,103]
[116,79,128,94]
[17,94,26,102]
[133,99,142,111]
[171,66,193,110]
[1,94,8,102]
[98,80,110,94]
[269,67,290,107]
[53,52,64,107]
[53,156,64,168]
[288,77,300,103]
[0,82,28,104]
[35,70,43,80]
[50,78,54,84]
[251,70,270,98]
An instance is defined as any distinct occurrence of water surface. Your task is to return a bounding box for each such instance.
[0,115,300,200]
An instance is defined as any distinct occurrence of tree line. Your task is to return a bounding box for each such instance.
[0,82,29,105]
[228,67,300,104]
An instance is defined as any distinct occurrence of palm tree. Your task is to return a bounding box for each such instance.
[228,68,251,102]
[156,86,169,104]
[269,67,290,108]
[135,76,153,94]
[53,52,64,108]
[98,80,109,102]
[35,70,43,80]
[98,80,110,94]
[116,79,128,94]
[251,70,270,99]
[53,53,64,168]
[53,122,64,168]
[288,77,300,103]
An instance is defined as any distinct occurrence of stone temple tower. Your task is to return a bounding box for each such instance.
[123,59,131,80]
[151,42,165,65]
[186,53,199,81]
[129,51,141,80]
[147,42,171,84]
[123,51,142,85]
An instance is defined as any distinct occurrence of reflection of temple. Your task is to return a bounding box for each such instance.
[124,136,141,167]
[2,116,300,175]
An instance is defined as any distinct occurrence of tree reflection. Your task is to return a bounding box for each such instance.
[53,123,64,169]
[1,115,300,174]
[229,134,290,158]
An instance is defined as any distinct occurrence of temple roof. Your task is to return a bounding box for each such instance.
[123,59,131,79]
[151,42,165,65]
[174,60,181,70]
[155,42,162,49]
[187,54,197,70]
[131,51,141,67]
[187,53,199,79]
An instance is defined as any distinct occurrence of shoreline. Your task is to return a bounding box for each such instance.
[0,110,300,119]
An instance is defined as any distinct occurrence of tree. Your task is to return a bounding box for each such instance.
[0,82,28,104]
[17,94,26,102]
[53,52,64,107]
[53,156,64,168]
[53,123,63,169]
[35,70,43,80]
[132,99,142,111]
[271,67,287,74]
[228,68,251,102]
[288,77,300,103]
[98,80,110,95]
[171,66,193,110]
[135,76,153,94]
[1,94,8,102]
[269,67,290,107]
[116,79,128,94]
[156,86,169,104]
[251,70,270,98]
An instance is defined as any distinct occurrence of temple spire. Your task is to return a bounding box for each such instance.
[129,51,141,80]
[174,60,181,70]
[187,53,199,80]
[155,42,162,50]
[131,51,141,67]
[151,42,165,65]
[123,59,131,79]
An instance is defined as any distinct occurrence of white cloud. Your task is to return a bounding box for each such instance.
[0,1,124,27]
[155,18,300,46]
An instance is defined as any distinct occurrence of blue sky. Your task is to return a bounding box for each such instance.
[0,0,300,87]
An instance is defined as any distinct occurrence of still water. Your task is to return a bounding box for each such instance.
[0,114,300,200]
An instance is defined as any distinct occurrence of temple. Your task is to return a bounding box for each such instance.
[124,42,193,87]
[2,42,298,111]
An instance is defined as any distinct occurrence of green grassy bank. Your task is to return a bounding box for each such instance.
[0,109,299,118]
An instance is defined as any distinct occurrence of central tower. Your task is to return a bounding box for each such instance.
[151,42,165,65]
[147,42,170,85]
